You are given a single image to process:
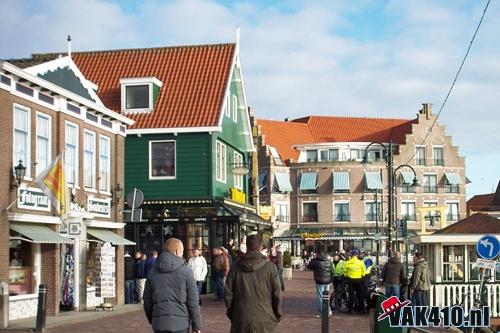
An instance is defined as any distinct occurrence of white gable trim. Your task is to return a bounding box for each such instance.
[127,126,222,135]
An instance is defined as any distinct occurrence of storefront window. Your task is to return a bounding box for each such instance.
[468,245,480,281]
[138,224,163,254]
[443,245,464,281]
[9,240,34,295]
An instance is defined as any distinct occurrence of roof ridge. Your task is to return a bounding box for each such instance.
[294,115,413,122]
[31,42,236,58]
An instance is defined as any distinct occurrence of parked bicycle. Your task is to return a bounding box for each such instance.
[330,271,380,314]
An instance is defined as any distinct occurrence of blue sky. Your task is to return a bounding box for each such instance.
[1,0,499,198]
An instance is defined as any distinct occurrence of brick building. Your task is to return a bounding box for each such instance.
[0,54,134,326]
[257,104,467,258]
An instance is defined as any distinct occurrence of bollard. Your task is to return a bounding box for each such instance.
[34,284,47,333]
[321,288,330,333]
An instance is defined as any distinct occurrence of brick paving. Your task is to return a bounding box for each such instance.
[1,271,457,333]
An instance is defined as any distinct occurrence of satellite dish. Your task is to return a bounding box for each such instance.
[126,188,144,209]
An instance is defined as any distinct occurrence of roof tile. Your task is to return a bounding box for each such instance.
[434,213,500,234]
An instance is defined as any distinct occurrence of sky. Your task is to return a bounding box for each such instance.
[1,0,499,198]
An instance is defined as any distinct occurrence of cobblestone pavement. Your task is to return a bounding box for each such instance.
[3,271,452,333]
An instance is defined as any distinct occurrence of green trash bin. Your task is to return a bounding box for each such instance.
[371,293,408,333]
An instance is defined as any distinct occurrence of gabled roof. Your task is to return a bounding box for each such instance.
[11,43,237,130]
[433,213,500,234]
[257,119,315,161]
[467,181,500,212]
[257,116,415,162]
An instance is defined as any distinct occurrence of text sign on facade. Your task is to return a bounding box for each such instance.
[476,258,497,270]
[230,187,246,204]
[87,197,111,218]
[17,188,50,211]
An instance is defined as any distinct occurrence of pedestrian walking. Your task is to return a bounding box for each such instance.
[381,251,406,299]
[124,251,136,304]
[143,238,202,333]
[307,251,333,318]
[224,234,282,333]
[344,248,367,313]
[136,252,147,304]
[188,248,208,306]
[409,252,431,306]
[212,247,228,301]
[275,245,285,291]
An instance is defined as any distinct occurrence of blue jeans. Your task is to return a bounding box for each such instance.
[385,284,400,299]
[214,271,225,300]
[125,279,135,304]
[316,284,330,315]
[413,290,428,306]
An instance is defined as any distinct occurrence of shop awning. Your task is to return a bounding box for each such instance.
[400,172,415,185]
[365,172,383,190]
[274,227,381,241]
[87,228,135,245]
[223,203,272,227]
[274,172,293,192]
[300,172,317,190]
[445,172,462,185]
[9,223,73,244]
[333,171,350,191]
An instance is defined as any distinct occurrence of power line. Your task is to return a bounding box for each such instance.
[404,0,491,165]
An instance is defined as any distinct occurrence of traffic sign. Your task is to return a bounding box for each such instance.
[476,234,500,260]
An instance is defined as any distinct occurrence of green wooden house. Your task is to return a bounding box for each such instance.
[63,42,270,255]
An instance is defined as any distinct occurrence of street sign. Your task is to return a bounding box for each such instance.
[476,258,497,270]
[476,235,500,260]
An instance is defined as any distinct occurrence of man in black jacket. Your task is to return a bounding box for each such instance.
[143,238,202,333]
[124,252,136,304]
[307,251,333,318]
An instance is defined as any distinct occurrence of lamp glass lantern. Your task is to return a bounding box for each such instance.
[14,160,26,187]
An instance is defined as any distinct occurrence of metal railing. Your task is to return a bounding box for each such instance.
[334,214,350,222]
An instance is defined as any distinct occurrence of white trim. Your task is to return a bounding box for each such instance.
[216,140,227,183]
[225,94,230,117]
[333,201,351,222]
[148,140,176,180]
[9,293,38,301]
[233,151,243,189]
[121,82,154,113]
[232,94,237,123]
[98,135,111,192]
[415,234,500,244]
[65,120,79,187]
[2,62,134,125]
[13,103,32,179]
[127,126,221,135]
[86,220,125,229]
[119,77,163,87]
[83,129,96,190]
[7,212,61,224]
[35,112,52,177]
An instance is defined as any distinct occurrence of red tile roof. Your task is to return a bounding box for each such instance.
[467,181,500,212]
[15,44,236,129]
[257,116,415,162]
[433,213,500,234]
[257,120,314,161]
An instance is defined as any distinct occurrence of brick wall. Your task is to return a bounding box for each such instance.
[40,243,60,316]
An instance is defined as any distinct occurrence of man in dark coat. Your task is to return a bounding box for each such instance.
[224,234,282,333]
[124,252,137,304]
[381,251,406,299]
[275,245,285,291]
[308,251,333,318]
[143,238,202,333]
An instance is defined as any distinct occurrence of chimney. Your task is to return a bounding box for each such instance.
[419,103,433,120]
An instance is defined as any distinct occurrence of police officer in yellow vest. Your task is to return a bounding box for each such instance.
[331,252,345,291]
[344,248,366,313]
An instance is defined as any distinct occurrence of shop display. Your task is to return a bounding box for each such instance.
[61,245,75,307]
[95,242,116,298]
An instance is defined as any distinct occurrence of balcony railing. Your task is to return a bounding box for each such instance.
[303,215,318,222]
[445,185,460,193]
[335,214,350,222]
[400,185,416,193]
[446,214,460,222]
[402,214,416,221]
[416,158,426,166]
[423,185,438,193]
[434,159,444,166]
[365,214,378,221]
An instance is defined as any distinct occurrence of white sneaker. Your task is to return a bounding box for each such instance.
[315,314,321,318]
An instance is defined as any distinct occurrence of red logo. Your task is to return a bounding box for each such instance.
[377,296,411,321]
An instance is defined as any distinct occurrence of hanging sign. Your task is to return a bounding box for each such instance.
[17,188,50,211]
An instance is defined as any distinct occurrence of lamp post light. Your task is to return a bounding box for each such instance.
[112,183,123,206]
[11,160,26,191]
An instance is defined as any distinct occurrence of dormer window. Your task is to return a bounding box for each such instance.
[120,77,162,113]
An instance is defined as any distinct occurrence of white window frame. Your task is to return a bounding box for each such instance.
[65,121,79,187]
[233,151,243,189]
[120,77,162,113]
[333,200,350,223]
[148,140,176,180]
[232,94,237,123]
[364,200,381,222]
[318,149,329,162]
[432,145,444,166]
[415,145,426,165]
[98,135,111,193]
[225,94,230,117]
[400,201,416,222]
[216,141,227,183]
[445,201,460,222]
[13,103,31,179]
[35,112,52,177]
[83,130,96,189]
[302,200,319,223]
[423,173,438,193]
[274,202,288,223]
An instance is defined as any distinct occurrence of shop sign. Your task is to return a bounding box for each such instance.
[68,222,81,236]
[17,188,50,211]
[230,187,246,204]
[300,232,325,240]
[87,198,111,217]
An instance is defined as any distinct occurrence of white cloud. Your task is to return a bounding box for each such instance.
[0,0,499,195]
